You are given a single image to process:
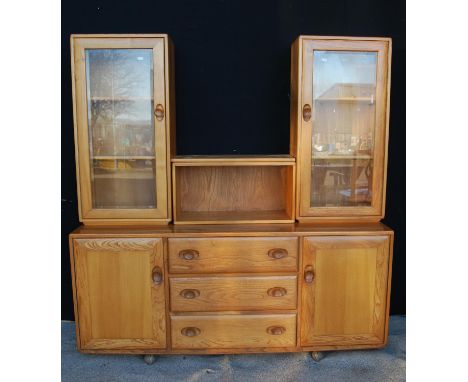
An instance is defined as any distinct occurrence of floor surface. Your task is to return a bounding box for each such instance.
[62,315,405,382]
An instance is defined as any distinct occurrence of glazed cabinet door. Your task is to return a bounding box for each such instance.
[72,238,166,350]
[301,236,391,347]
[295,37,391,221]
[71,36,170,222]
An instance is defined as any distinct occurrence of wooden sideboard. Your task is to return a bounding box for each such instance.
[70,223,393,360]
[68,34,394,363]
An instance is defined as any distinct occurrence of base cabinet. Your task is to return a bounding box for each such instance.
[300,236,391,347]
[72,238,167,350]
[70,225,393,354]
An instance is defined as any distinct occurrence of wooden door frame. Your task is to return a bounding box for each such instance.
[72,238,167,350]
[295,37,391,222]
[300,235,391,346]
[71,35,169,222]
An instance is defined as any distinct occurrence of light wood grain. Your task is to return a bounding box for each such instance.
[173,161,295,224]
[170,275,297,312]
[291,36,391,222]
[171,314,297,349]
[73,238,166,350]
[300,235,390,346]
[71,35,172,224]
[168,237,298,273]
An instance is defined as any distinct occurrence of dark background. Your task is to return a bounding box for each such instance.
[62,0,405,320]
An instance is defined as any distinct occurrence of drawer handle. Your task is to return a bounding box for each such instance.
[151,267,163,285]
[267,326,286,335]
[179,249,199,260]
[181,327,201,337]
[180,289,200,299]
[304,267,315,284]
[267,287,287,297]
[268,248,288,260]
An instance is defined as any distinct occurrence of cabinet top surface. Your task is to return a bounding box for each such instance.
[71,34,169,39]
[70,223,393,237]
[296,35,391,42]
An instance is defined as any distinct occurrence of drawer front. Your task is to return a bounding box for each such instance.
[170,275,297,312]
[171,314,297,349]
[168,237,298,274]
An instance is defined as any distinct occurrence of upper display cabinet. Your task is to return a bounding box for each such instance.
[290,36,391,222]
[71,35,175,225]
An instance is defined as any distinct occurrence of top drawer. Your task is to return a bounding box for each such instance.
[168,237,298,274]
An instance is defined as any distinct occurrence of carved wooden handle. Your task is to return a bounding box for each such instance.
[180,289,200,299]
[303,104,312,122]
[154,104,165,121]
[181,327,201,337]
[304,267,315,284]
[268,248,288,259]
[152,267,163,285]
[267,287,287,297]
[179,249,199,260]
[267,326,286,335]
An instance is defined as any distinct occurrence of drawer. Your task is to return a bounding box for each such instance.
[171,313,297,349]
[170,275,297,312]
[168,237,298,274]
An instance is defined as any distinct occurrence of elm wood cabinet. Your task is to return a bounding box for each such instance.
[69,224,393,356]
[71,35,175,226]
[290,36,392,222]
[68,35,395,362]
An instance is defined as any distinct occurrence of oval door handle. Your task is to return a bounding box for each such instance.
[304,267,315,284]
[267,248,288,260]
[267,287,287,297]
[303,104,312,122]
[180,289,200,299]
[267,326,286,335]
[152,267,163,285]
[154,104,165,121]
[179,249,200,260]
[181,327,201,337]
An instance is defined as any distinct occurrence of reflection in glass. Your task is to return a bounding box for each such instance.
[311,51,377,207]
[85,49,156,209]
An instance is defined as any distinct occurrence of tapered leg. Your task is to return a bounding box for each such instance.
[310,351,325,362]
[143,355,156,365]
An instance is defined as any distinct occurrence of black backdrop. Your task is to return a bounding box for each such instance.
[61,0,405,320]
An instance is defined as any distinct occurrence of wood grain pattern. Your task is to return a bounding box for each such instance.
[169,276,297,312]
[291,36,391,222]
[71,35,172,224]
[300,236,390,346]
[70,222,394,237]
[73,238,166,350]
[168,237,298,273]
[172,160,295,224]
[170,314,297,349]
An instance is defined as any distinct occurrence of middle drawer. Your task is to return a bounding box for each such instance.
[170,275,298,312]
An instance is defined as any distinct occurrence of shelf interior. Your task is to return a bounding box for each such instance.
[174,164,295,223]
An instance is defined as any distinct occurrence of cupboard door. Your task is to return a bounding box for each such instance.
[72,36,169,221]
[297,38,390,220]
[301,236,390,346]
[73,238,166,350]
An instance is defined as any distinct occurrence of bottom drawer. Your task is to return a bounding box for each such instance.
[171,314,296,349]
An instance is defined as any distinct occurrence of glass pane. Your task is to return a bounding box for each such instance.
[311,51,377,208]
[85,49,156,209]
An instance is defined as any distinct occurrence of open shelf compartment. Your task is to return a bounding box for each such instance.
[172,156,296,224]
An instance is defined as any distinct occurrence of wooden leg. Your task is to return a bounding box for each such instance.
[310,351,325,362]
[143,355,156,365]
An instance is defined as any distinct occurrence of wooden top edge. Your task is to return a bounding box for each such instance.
[69,222,393,236]
[296,35,391,42]
[70,34,169,39]
[171,155,296,164]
